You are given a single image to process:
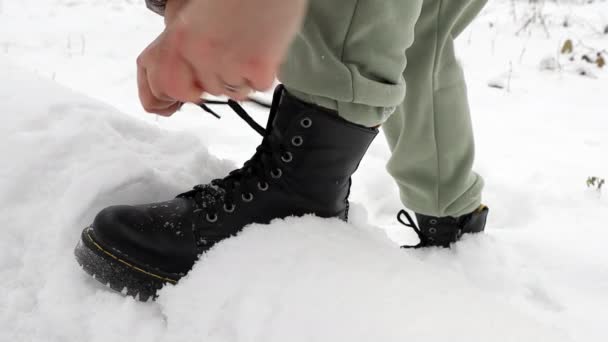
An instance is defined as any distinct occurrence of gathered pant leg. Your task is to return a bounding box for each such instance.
[279,0,487,217]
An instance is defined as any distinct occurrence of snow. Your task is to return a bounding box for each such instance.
[1,1,608,341]
[160,216,572,342]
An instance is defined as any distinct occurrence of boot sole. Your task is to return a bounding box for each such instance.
[74,227,179,301]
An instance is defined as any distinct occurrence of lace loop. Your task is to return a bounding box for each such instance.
[398,210,427,249]
[398,210,468,248]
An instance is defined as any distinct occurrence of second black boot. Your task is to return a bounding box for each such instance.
[74,85,378,300]
[398,205,489,248]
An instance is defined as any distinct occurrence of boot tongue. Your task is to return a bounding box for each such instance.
[268,87,299,141]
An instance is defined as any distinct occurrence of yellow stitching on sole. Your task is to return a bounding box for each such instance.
[85,231,178,284]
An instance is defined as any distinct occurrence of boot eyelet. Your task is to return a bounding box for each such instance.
[257,181,269,191]
[206,213,218,223]
[429,219,438,225]
[429,227,437,234]
[281,152,293,163]
[291,136,303,147]
[223,203,235,213]
[271,168,283,179]
[300,117,312,128]
[242,193,254,202]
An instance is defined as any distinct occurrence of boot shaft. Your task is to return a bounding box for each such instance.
[266,87,378,215]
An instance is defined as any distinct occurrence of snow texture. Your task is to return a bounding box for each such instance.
[1,1,608,341]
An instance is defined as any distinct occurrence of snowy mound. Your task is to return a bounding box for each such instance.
[160,216,568,342]
[0,59,573,342]
[0,60,229,341]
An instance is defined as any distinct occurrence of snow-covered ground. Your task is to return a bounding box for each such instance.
[1,1,607,341]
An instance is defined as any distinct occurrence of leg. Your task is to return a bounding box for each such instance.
[383,0,487,217]
[279,0,424,128]
[280,0,486,218]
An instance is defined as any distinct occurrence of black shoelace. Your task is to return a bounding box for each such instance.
[397,210,428,249]
[397,210,463,249]
[179,97,289,223]
[197,98,269,135]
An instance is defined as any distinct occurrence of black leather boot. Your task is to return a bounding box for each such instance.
[74,86,378,300]
[398,205,489,248]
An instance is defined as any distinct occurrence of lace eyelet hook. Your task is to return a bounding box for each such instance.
[206,213,218,223]
[257,181,269,191]
[300,117,312,128]
[281,151,293,163]
[291,136,303,147]
[271,168,283,179]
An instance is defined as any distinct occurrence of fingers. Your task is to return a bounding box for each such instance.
[137,33,202,116]
[138,26,277,115]
[183,40,255,101]
[241,58,276,92]
[195,69,225,97]
[137,62,178,116]
[149,55,203,104]
[222,84,251,101]
[217,61,252,101]
[190,61,251,101]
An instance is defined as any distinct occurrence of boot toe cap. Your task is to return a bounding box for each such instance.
[92,205,151,249]
[89,203,196,275]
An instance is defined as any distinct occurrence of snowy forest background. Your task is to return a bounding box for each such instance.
[1,0,607,341]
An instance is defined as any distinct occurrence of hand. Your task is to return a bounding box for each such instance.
[136,30,200,116]
[136,0,307,116]
[164,0,189,26]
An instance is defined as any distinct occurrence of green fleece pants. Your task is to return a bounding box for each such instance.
[279,0,487,217]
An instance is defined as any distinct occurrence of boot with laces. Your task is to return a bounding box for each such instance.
[74,85,378,300]
[398,205,489,248]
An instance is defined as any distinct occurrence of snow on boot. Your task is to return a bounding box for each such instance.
[398,205,489,248]
[74,85,378,300]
